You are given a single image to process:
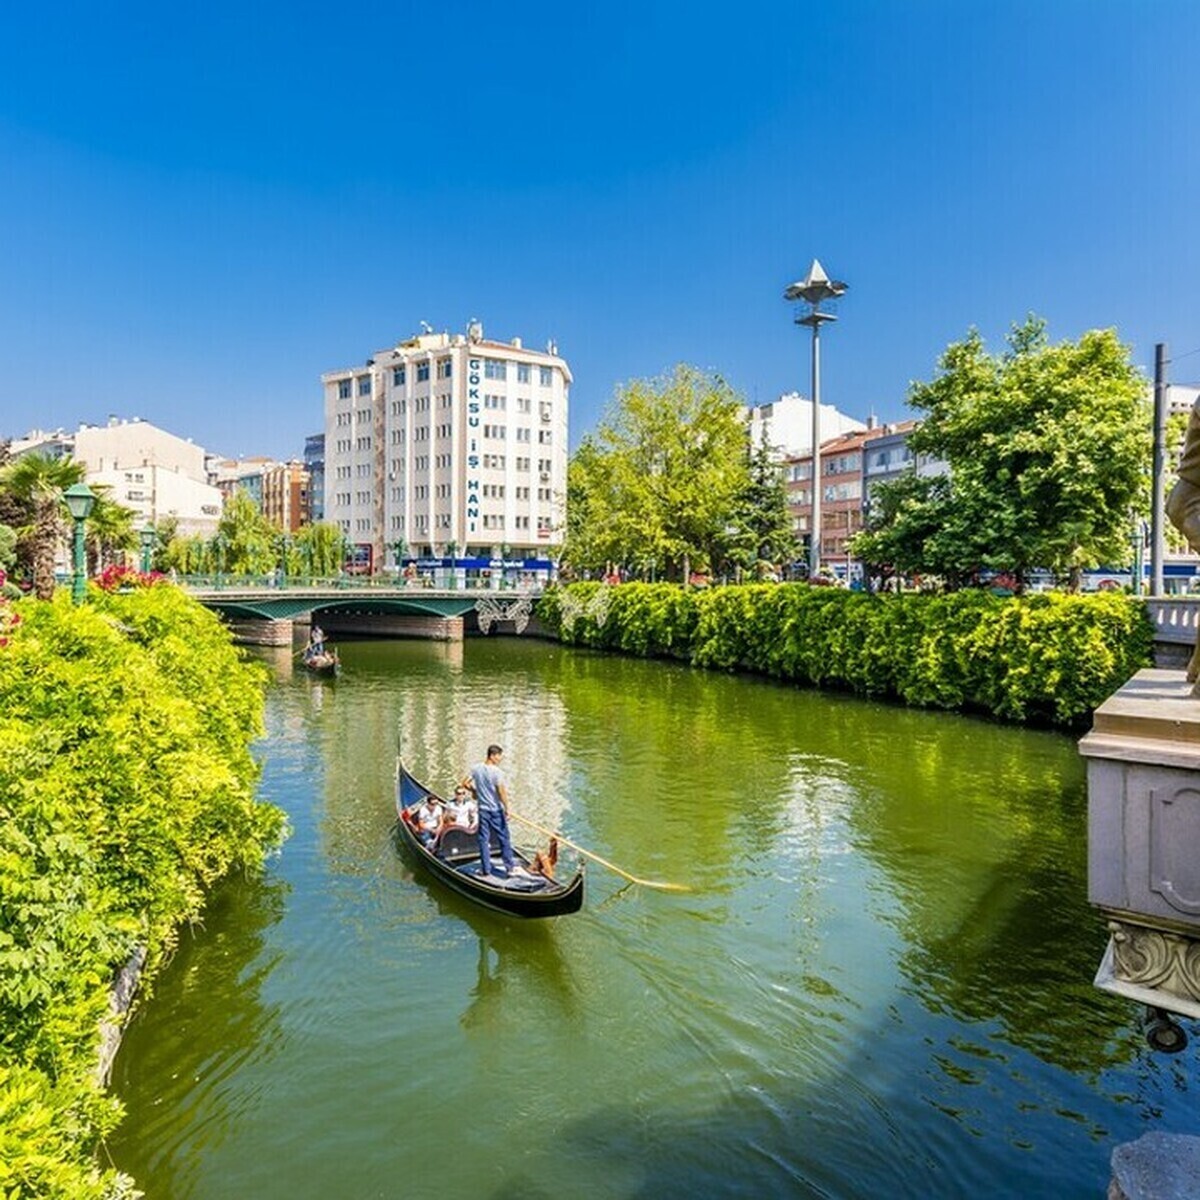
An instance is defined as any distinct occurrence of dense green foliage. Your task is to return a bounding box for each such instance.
[162,502,349,579]
[0,453,87,599]
[0,585,285,1198]
[853,318,1149,589]
[565,365,770,581]
[538,582,1152,726]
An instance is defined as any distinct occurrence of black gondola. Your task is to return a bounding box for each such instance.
[395,760,584,918]
[301,647,340,676]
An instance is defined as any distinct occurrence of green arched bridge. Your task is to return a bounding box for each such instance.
[184,581,540,636]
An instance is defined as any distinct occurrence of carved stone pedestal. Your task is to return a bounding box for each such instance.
[1079,668,1200,1019]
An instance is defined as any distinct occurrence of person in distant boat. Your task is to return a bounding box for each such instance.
[414,794,444,847]
[445,785,477,830]
[461,744,515,879]
[309,624,326,655]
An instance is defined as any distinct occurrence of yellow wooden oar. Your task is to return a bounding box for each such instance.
[508,809,689,892]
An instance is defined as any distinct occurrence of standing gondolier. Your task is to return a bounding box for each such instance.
[462,744,515,880]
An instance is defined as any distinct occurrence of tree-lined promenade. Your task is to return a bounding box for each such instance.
[565,319,1151,593]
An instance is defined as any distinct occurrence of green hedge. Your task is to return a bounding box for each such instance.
[0,585,286,1199]
[537,583,1154,726]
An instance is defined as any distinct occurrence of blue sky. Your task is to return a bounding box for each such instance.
[1,2,1198,459]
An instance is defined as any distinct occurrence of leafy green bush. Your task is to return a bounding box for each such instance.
[0,587,285,1198]
[538,583,1153,726]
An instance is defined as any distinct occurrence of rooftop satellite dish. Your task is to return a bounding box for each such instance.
[419,320,434,334]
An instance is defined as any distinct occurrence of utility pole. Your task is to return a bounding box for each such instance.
[1151,342,1167,596]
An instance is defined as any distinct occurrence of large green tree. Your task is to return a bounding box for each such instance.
[854,318,1148,589]
[0,453,86,599]
[564,365,753,581]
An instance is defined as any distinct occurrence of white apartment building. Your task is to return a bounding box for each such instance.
[322,321,570,570]
[746,392,866,460]
[13,417,223,536]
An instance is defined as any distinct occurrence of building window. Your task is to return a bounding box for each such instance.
[358,376,371,396]
[539,366,552,386]
[515,515,530,529]
[338,379,352,399]
[485,394,506,410]
[484,424,506,440]
[417,362,431,382]
[483,453,506,469]
[516,457,530,471]
[537,430,552,444]
[393,366,406,386]
[484,359,507,381]
[517,397,531,413]
[438,358,452,379]
[515,427,531,442]
[517,363,531,383]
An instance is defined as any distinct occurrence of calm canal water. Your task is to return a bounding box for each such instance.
[110,637,1196,1198]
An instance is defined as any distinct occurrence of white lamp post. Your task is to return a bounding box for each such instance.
[785,260,847,579]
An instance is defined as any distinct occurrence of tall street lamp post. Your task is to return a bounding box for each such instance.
[785,260,847,579]
[62,483,96,605]
[140,525,156,574]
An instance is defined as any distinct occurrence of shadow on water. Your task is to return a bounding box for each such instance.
[107,872,288,1196]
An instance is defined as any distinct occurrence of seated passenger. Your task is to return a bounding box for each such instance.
[414,796,444,846]
[444,785,477,830]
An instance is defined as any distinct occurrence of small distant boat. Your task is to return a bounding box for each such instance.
[395,760,584,918]
[301,646,340,676]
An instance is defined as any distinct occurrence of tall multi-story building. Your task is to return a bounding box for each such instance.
[322,321,570,572]
[786,418,949,579]
[261,461,310,533]
[304,433,325,523]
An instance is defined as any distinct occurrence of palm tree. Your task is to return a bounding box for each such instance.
[0,453,86,599]
[84,488,139,573]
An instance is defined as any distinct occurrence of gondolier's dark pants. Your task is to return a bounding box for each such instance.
[478,808,515,877]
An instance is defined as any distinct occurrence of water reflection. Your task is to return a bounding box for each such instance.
[108,874,288,1196]
[111,639,1196,1200]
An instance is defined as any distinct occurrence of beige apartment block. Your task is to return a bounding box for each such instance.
[262,461,310,532]
[322,320,570,570]
[14,417,223,536]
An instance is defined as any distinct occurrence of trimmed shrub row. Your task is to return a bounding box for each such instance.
[537,583,1154,726]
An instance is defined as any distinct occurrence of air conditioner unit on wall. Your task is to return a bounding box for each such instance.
[539,472,550,481]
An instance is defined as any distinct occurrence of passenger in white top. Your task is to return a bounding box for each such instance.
[444,786,477,829]
[415,796,443,847]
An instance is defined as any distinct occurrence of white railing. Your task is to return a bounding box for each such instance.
[1146,597,1200,645]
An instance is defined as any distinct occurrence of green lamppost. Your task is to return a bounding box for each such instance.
[62,483,96,605]
[140,525,156,574]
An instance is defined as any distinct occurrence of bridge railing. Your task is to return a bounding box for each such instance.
[177,573,543,593]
